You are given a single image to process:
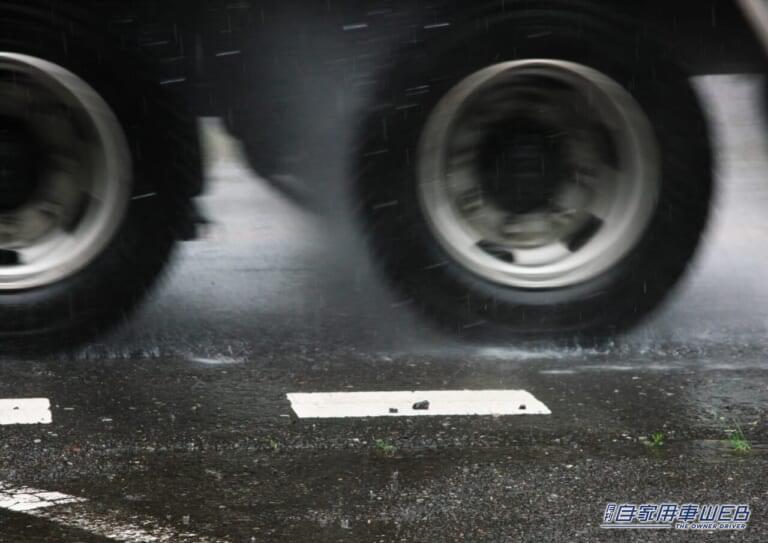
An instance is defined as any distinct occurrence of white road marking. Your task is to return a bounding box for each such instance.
[287,390,551,419]
[0,485,83,512]
[190,357,243,366]
[0,482,223,542]
[0,398,51,426]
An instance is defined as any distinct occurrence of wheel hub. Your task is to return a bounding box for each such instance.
[0,117,40,212]
[0,53,131,290]
[418,59,660,289]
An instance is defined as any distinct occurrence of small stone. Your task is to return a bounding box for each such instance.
[518,404,527,410]
[412,400,430,411]
[389,408,399,414]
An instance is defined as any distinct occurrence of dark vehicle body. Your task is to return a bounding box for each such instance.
[96,0,765,201]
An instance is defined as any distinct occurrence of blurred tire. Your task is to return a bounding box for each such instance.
[0,7,202,349]
[357,3,713,339]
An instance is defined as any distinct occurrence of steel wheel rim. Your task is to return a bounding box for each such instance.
[417,59,659,289]
[0,53,131,291]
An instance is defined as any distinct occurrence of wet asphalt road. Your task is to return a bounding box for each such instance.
[1,76,767,541]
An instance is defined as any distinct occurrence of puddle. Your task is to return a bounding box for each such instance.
[661,439,768,462]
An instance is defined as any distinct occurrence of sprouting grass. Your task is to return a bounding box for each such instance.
[648,431,665,448]
[374,439,397,457]
[709,411,753,455]
[268,438,280,452]
[728,426,752,454]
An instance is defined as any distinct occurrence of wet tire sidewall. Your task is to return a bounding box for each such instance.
[356,6,713,338]
[0,10,200,346]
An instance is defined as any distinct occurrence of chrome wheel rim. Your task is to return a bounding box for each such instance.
[0,53,131,290]
[418,59,659,289]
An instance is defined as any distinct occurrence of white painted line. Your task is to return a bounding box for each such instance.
[0,485,83,512]
[0,481,223,542]
[190,357,243,366]
[0,398,51,426]
[287,390,551,419]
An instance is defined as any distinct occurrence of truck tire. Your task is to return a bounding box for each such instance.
[0,8,202,349]
[357,3,713,339]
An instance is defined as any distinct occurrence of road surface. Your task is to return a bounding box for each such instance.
[0,75,766,542]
